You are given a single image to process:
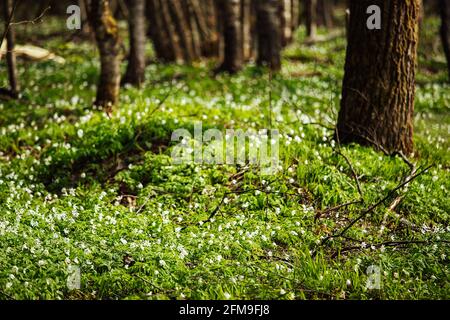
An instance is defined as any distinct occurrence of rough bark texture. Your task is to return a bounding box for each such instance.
[217,0,243,73]
[89,0,122,107]
[440,0,450,80]
[256,0,282,71]
[3,0,19,96]
[123,0,146,87]
[336,0,420,155]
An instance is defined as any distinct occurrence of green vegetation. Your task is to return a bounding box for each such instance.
[0,18,448,300]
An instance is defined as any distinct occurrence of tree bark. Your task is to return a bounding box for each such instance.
[217,0,243,73]
[336,0,420,155]
[440,0,450,80]
[123,0,146,87]
[89,0,123,108]
[3,0,19,97]
[256,0,282,71]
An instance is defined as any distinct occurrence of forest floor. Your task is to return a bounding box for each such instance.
[0,17,449,300]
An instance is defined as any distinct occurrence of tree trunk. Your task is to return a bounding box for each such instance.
[256,0,282,71]
[336,0,420,155]
[3,0,19,97]
[317,0,333,29]
[217,0,243,73]
[168,0,196,62]
[89,0,122,108]
[241,0,254,61]
[304,0,317,39]
[440,0,450,80]
[279,0,293,46]
[291,0,300,30]
[123,0,146,87]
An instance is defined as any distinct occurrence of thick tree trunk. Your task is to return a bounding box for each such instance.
[440,0,450,80]
[304,0,317,39]
[256,0,282,71]
[3,0,19,97]
[89,0,122,108]
[336,0,420,155]
[123,0,146,87]
[217,0,243,73]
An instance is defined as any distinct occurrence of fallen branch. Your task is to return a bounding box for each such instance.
[318,164,434,250]
[333,239,450,258]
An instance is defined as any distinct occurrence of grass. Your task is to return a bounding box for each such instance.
[0,16,449,300]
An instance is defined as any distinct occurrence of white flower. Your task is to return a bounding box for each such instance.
[159,260,166,267]
[77,129,84,138]
[346,279,352,287]
[224,292,231,299]
[280,289,286,295]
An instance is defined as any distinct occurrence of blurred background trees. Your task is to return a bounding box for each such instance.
[1,0,449,153]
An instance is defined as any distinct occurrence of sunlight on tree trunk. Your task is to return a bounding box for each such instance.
[89,0,122,108]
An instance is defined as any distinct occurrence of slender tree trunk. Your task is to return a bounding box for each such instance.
[89,0,122,108]
[169,0,195,62]
[336,0,420,155]
[203,0,220,58]
[317,0,333,29]
[291,0,300,30]
[256,0,281,71]
[185,0,202,59]
[440,0,450,80]
[217,0,243,73]
[123,0,146,87]
[241,0,253,61]
[280,0,293,46]
[3,0,19,97]
[304,0,317,39]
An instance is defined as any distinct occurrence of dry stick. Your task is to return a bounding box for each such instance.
[319,164,434,248]
[0,3,50,60]
[335,149,364,203]
[333,239,450,258]
[314,199,362,221]
[0,0,19,51]
[379,151,418,234]
[334,126,364,202]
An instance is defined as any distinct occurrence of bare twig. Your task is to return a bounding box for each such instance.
[318,164,434,250]
[314,199,363,221]
[333,239,450,258]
